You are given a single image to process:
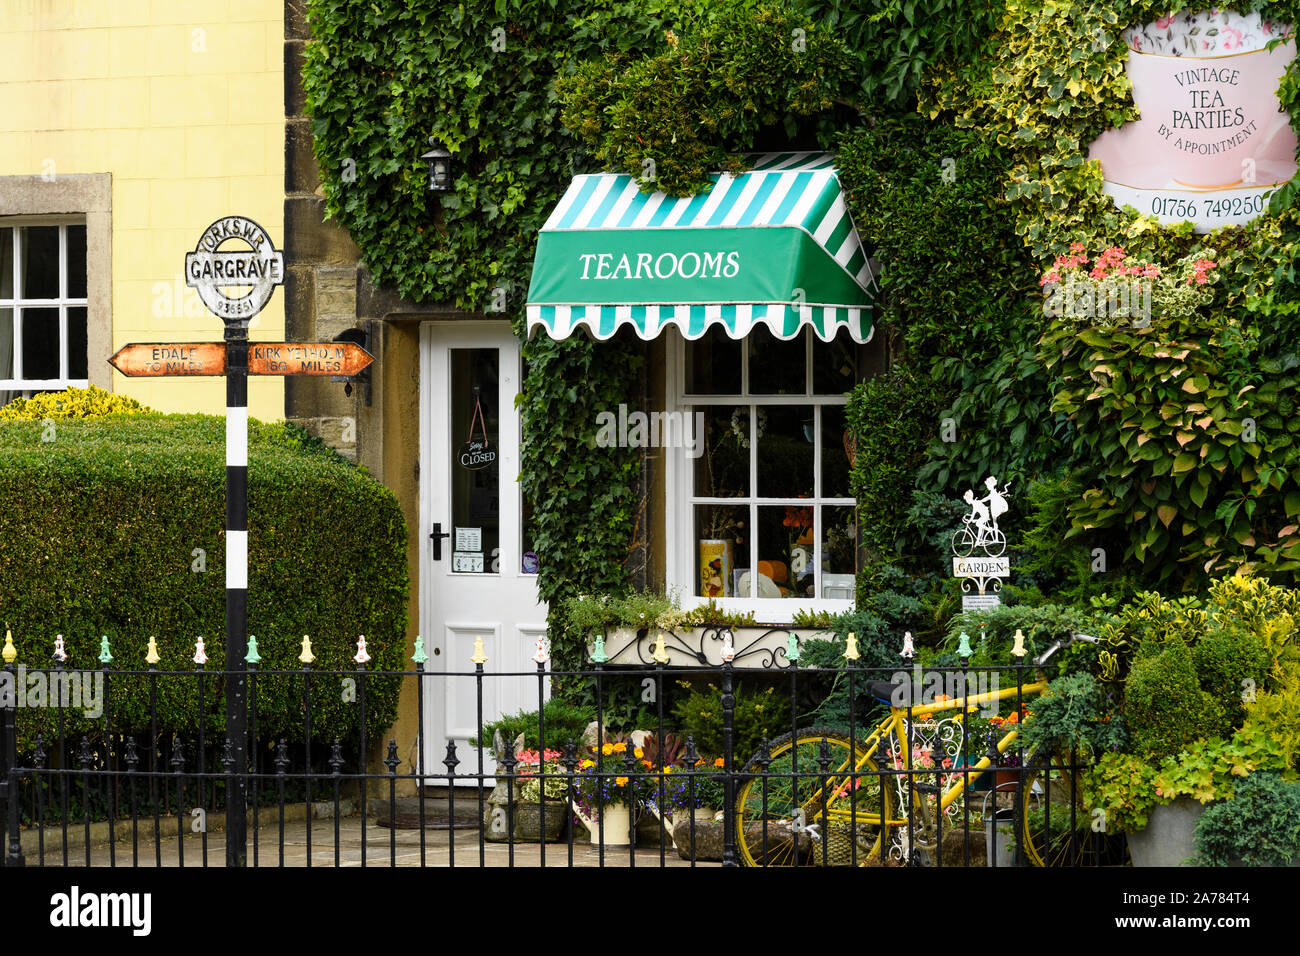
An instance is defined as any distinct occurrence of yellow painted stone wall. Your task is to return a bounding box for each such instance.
[0,0,285,420]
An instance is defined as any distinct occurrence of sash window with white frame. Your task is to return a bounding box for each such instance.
[669,324,860,618]
[0,219,89,405]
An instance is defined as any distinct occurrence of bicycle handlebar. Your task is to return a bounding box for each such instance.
[1032,632,1098,667]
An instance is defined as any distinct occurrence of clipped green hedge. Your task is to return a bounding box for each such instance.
[0,413,408,748]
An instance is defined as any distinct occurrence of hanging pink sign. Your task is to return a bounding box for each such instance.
[1087,10,1297,232]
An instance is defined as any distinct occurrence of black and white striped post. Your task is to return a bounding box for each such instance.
[110,219,370,866]
[184,217,285,868]
[224,328,250,867]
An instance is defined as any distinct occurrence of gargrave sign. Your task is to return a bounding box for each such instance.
[184,216,285,323]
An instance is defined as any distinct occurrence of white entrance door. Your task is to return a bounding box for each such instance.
[419,321,547,784]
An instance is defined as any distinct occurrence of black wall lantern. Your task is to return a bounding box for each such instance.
[422,136,452,192]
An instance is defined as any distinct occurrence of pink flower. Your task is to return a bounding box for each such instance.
[1040,271,1062,286]
[1155,16,1176,29]
[1069,241,1086,254]
[1220,27,1243,50]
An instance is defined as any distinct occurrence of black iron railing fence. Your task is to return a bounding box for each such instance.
[0,646,1109,868]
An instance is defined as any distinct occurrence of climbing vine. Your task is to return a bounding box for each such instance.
[921,0,1300,584]
[302,0,713,658]
[557,3,855,195]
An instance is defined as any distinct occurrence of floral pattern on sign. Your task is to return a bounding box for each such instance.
[1124,10,1292,56]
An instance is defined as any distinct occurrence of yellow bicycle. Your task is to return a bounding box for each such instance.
[735,634,1098,867]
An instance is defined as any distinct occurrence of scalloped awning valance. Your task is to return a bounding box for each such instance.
[524,152,877,343]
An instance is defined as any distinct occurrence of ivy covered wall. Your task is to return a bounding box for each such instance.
[303,0,1300,658]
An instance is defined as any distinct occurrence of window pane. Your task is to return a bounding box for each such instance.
[68,306,87,379]
[747,324,805,394]
[450,348,499,574]
[19,226,59,299]
[685,325,741,394]
[821,404,852,498]
[755,505,812,599]
[0,307,13,377]
[66,225,87,299]
[821,505,857,599]
[21,308,60,379]
[813,332,857,394]
[694,405,749,497]
[695,504,746,597]
[756,405,813,498]
[0,229,12,299]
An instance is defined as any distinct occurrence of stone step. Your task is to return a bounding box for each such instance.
[373,793,483,829]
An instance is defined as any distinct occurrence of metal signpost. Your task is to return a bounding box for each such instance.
[108,216,374,866]
[951,476,1012,610]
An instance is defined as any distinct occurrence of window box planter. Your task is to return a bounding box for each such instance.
[591,625,834,668]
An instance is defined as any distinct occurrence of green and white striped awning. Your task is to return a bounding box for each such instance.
[525,152,876,343]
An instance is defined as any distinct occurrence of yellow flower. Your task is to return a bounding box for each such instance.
[602,743,614,756]
[580,759,595,768]
[613,742,627,753]
[634,747,644,759]
[616,776,629,787]
[663,765,674,774]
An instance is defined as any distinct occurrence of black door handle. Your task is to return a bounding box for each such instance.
[430,522,450,560]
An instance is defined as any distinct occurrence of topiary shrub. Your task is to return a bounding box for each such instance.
[0,385,149,420]
[0,413,408,750]
[672,683,779,764]
[1191,624,1273,730]
[1122,637,1226,760]
[1194,772,1300,867]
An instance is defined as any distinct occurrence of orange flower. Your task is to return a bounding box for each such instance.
[1005,712,1019,725]
[713,757,725,768]
[695,758,706,767]
[616,776,629,787]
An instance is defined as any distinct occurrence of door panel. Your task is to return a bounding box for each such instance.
[420,322,546,784]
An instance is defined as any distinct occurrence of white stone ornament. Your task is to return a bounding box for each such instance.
[53,634,67,663]
[531,635,551,665]
[193,637,208,666]
[354,635,371,665]
[719,631,735,663]
[901,631,915,659]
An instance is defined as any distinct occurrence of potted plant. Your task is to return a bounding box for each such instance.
[1080,577,1293,866]
[570,738,647,846]
[510,747,571,843]
[669,756,728,862]
[1193,772,1300,867]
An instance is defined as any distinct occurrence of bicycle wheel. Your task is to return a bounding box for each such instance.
[980,527,1007,557]
[735,728,893,867]
[1018,751,1101,866]
[950,526,976,557]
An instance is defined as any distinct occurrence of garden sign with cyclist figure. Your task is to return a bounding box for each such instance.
[952,476,1011,610]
